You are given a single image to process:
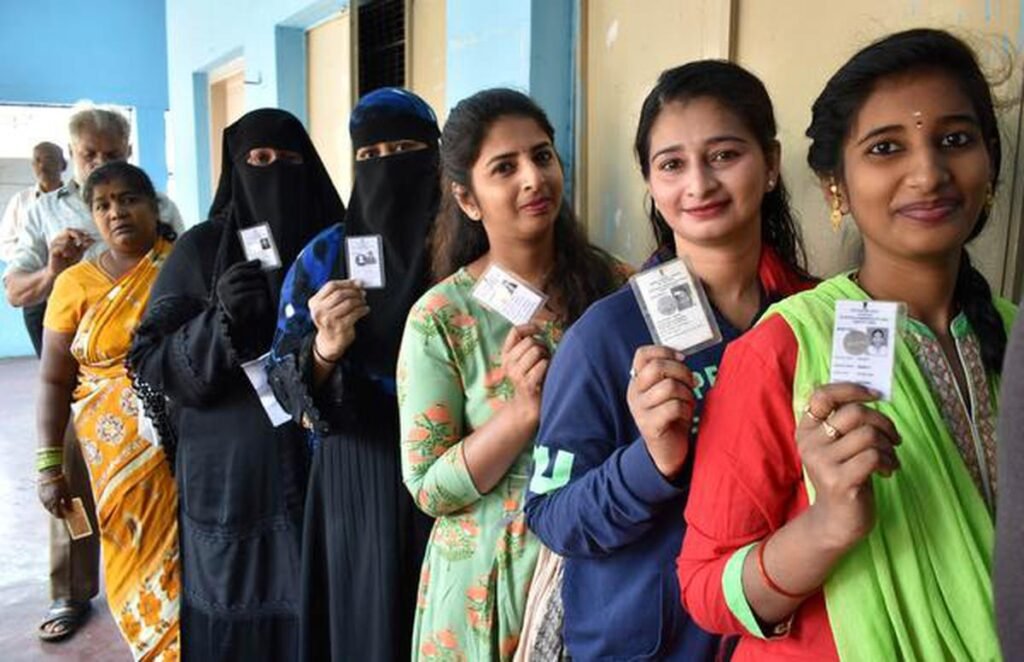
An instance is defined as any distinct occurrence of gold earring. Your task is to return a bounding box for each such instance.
[829,179,844,232]
[983,182,995,216]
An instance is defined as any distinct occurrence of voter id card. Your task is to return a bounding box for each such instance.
[345,234,385,289]
[630,258,721,354]
[239,223,282,270]
[65,497,93,541]
[471,264,547,326]
[829,300,903,400]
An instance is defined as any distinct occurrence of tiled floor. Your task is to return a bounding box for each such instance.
[0,357,128,660]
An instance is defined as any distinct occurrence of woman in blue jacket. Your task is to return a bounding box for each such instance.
[524,60,813,660]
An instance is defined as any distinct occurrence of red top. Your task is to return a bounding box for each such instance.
[676,314,839,661]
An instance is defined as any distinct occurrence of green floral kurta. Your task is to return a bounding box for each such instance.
[397,267,564,662]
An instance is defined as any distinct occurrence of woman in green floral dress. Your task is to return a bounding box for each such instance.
[397,88,627,661]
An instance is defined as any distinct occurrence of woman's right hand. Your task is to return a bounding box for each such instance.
[501,323,550,425]
[798,383,901,551]
[37,469,70,519]
[626,346,695,479]
[310,279,370,361]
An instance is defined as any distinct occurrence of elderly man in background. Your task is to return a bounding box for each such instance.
[2,106,183,642]
[0,142,66,355]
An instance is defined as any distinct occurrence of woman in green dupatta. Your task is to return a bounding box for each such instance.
[676,29,1012,661]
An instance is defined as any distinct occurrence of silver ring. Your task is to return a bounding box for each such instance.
[629,367,638,380]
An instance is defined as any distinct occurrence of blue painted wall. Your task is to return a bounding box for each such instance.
[166,0,348,224]
[0,0,171,358]
[445,0,576,192]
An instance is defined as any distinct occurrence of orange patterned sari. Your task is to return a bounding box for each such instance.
[68,238,180,660]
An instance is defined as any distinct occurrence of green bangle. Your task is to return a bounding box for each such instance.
[36,448,64,472]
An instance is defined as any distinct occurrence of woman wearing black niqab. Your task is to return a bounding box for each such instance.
[267,88,439,661]
[129,108,344,660]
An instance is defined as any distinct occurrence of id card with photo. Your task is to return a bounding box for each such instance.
[345,235,385,289]
[239,223,282,270]
[65,497,93,541]
[471,264,547,326]
[630,258,722,354]
[830,300,903,400]
[241,353,292,427]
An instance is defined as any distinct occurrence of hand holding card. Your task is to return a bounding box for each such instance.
[309,279,370,361]
[500,323,551,423]
[626,345,696,479]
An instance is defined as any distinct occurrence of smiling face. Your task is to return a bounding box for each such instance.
[837,69,992,264]
[454,115,564,246]
[645,97,778,249]
[90,179,159,257]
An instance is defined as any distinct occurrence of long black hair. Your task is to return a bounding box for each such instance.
[634,60,808,275]
[806,28,1006,373]
[83,161,176,241]
[431,87,621,323]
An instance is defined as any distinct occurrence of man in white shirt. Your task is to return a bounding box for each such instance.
[2,106,183,643]
[0,142,66,354]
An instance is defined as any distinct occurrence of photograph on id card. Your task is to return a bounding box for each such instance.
[470,264,547,326]
[65,497,93,541]
[630,258,722,354]
[829,300,903,400]
[345,235,385,289]
[239,223,282,270]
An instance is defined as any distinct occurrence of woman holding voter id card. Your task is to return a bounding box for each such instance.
[266,88,439,661]
[129,109,345,660]
[524,61,813,661]
[677,29,1014,661]
[37,162,180,659]
[396,88,625,661]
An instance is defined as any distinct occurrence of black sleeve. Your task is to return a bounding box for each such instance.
[129,223,254,408]
[265,233,347,437]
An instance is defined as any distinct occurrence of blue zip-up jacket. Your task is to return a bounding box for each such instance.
[525,278,767,661]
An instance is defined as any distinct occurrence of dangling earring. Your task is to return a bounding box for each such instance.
[829,178,844,232]
[983,182,995,217]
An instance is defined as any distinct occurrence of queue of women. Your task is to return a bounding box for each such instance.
[32,27,1024,661]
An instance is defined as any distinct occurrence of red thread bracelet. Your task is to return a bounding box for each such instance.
[757,538,811,599]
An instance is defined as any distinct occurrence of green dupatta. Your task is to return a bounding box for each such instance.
[768,274,1014,661]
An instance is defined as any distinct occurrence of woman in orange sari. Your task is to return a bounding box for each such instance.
[36,161,180,661]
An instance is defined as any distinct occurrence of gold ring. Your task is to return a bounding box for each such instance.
[820,420,841,440]
[803,404,828,424]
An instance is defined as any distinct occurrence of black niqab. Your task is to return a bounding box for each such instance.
[345,112,440,378]
[210,108,345,306]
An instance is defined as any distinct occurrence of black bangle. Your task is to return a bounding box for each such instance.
[313,342,337,364]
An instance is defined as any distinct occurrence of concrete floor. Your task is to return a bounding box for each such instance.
[0,357,128,661]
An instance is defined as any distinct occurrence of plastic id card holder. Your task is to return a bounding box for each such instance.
[630,257,722,355]
[345,234,385,289]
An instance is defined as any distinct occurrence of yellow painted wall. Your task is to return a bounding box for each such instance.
[580,0,734,265]
[410,0,447,121]
[734,0,1023,291]
[579,0,1024,294]
[308,12,354,201]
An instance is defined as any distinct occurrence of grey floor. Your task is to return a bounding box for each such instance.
[0,357,128,660]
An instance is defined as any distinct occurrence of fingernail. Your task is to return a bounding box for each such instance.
[674,352,686,362]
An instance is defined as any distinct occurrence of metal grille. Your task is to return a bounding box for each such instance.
[358,0,406,95]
